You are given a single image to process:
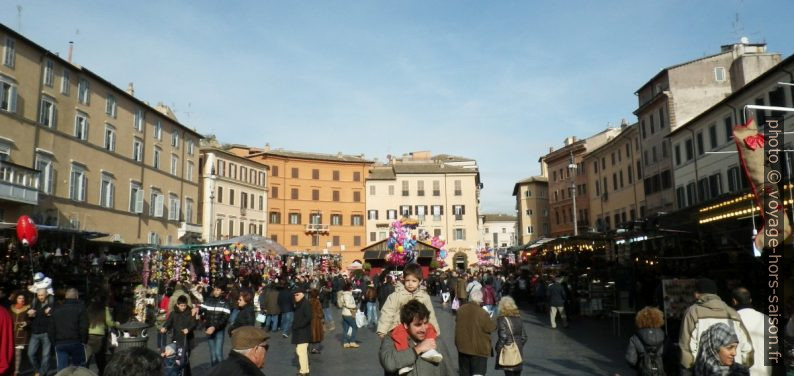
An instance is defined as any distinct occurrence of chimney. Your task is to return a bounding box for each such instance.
[263,143,270,152]
[67,41,73,63]
[126,82,134,96]
[549,146,554,153]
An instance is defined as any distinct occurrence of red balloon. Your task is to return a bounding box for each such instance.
[16,215,38,247]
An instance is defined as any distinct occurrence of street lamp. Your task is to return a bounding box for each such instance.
[208,168,217,242]
[568,151,578,236]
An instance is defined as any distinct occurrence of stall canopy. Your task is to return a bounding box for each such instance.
[204,234,289,255]
[361,239,439,260]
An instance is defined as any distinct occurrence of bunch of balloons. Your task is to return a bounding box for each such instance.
[386,220,417,266]
[476,247,494,266]
[430,236,447,268]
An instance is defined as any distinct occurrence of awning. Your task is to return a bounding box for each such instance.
[363,250,389,260]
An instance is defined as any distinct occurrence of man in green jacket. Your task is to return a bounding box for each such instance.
[380,300,443,376]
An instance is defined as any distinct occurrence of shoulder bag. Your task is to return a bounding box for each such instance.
[498,317,523,367]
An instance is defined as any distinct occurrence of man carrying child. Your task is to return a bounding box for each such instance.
[380,300,443,376]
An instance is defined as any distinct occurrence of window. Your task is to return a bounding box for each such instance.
[39,96,56,127]
[78,78,90,105]
[187,161,194,181]
[312,169,319,179]
[99,173,115,208]
[291,188,298,200]
[148,232,160,245]
[104,124,116,151]
[698,178,709,202]
[150,190,164,217]
[35,154,54,194]
[171,129,179,148]
[452,205,465,220]
[69,164,87,201]
[685,139,694,161]
[354,236,361,247]
[659,108,665,128]
[370,232,377,242]
[330,190,338,202]
[453,228,466,240]
[312,189,319,201]
[60,70,70,95]
[259,195,264,210]
[387,209,397,220]
[169,155,178,175]
[240,191,247,208]
[696,132,705,156]
[454,180,462,196]
[269,212,281,224]
[105,95,116,117]
[417,181,425,196]
[43,60,54,87]
[249,193,255,209]
[661,170,672,189]
[168,194,180,220]
[3,37,15,67]
[595,180,601,196]
[351,215,363,226]
[187,139,194,155]
[228,220,235,237]
[332,170,339,181]
[154,121,162,140]
[289,213,301,225]
[0,75,18,113]
[290,167,299,179]
[402,181,409,196]
[714,67,726,82]
[217,187,223,203]
[271,186,278,199]
[291,235,298,246]
[369,185,375,196]
[619,170,624,188]
[240,222,245,235]
[74,112,88,140]
[611,153,615,166]
[128,139,142,163]
[400,205,412,216]
[133,108,144,131]
[628,165,634,184]
[367,209,379,220]
[708,124,718,149]
[271,166,279,177]
[331,236,340,246]
[674,144,681,166]
[229,189,235,205]
[185,198,193,223]
[129,182,144,213]
[353,171,361,181]
[353,191,361,202]
[331,214,342,226]
[649,113,655,134]
[153,147,161,169]
[724,116,733,143]
[709,173,722,198]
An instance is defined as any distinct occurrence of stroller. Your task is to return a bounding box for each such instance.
[163,337,189,376]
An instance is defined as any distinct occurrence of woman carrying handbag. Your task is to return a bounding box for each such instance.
[495,296,527,376]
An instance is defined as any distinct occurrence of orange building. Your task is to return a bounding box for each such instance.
[230,145,373,267]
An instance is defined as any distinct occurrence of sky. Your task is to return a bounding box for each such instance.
[2,1,792,214]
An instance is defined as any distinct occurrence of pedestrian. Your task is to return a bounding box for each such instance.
[455,274,468,307]
[693,323,750,376]
[200,285,231,367]
[455,290,496,376]
[27,288,53,376]
[278,283,295,338]
[309,289,325,354]
[0,304,13,376]
[263,283,281,332]
[679,279,753,375]
[494,296,526,376]
[465,276,482,299]
[378,275,395,311]
[229,291,256,334]
[340,282,360,348]
[208,326,269,376]
[104,347,163,376]
[160,295,197,376]
[730,288,772,376]
[481,282,497,317]
[365,283,379,329]
[49,288,88,371]
[85,297,117,376]
[9,291,30,376]
[625,306,665,376]
[319,282,334,331]
[547,276,568,329]
[379,300,443,376]
[292,288,312,375]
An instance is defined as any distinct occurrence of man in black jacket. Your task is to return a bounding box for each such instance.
[208,326,269,376]
[200,285,231,366]
[27,288,54,376]
[48,287,88,371]
[277,283,294,338]
[292,288,312,376]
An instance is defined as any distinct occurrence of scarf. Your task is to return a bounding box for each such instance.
[390,322,438,351]
[694,322,738,376]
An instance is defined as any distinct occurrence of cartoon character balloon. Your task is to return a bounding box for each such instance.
[16,215,38,247]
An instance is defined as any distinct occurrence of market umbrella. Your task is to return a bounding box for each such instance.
[204,234,288,255]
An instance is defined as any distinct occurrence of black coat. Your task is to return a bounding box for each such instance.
[291,298,312,344]
[48,299,88,345]
[494,315,526,371]
[163,308,197,347]
[378,283,395,311]
[208,350,264,376]
[229,303,255,333]
[278,289,294,313]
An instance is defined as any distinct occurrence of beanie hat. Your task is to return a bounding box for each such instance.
[695,278,718,294]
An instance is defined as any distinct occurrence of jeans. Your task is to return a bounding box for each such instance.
[281,311,294,336]
[265,314,279,332]
[28,332,52,376]
[550,306,567,328]
[458,352,487,376]
[342,315,357,343]
[55,342,87,371]
[323,307,333,323]
[366,302,378,327]
[207,330,225,366]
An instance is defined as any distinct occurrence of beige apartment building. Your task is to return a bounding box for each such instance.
[0,24,201,245]
[199,141,268,242]
[366,152,481,270]
[636,40,780,214]
[230,145,372,267]
[479,214,517,248]
[544,128,620,236]
[584,122,645,231]
[512,175,549,245]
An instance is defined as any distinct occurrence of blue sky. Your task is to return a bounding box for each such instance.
[2,1,792,213]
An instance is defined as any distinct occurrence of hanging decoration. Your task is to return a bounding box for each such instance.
[385,220,418,266]
[476,247,494,266]
[430,236,447,268]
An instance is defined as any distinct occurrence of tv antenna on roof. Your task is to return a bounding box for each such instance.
[16,5,22,32]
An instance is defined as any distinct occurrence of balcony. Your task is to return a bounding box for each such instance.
[0,161,40,205]
[305,224,329,234]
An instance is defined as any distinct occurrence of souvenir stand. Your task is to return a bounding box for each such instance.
[283,251,342,277]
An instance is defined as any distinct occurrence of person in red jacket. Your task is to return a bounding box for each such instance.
[0,304,14,376]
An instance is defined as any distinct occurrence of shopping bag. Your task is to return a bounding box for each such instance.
[451,298,460,310]
[256,313,266,323]
[355,310,367,328]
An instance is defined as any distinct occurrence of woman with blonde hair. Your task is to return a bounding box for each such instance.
[625,306,665,375]
[494,296,526,376]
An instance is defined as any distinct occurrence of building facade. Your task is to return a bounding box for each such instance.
[512,175,549,244]
[635,40,781,214]
[199,142,268,242]
[479,214,517,248]
[0,24,202,245]
[366,154,481,270]
[544,129,620,236]
[584,122,646,231]
[230,145,372,267]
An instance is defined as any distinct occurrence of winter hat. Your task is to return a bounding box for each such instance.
[695,278,718,295]
[34,272,45,282]
[164,343,177,356]
[231,326,269,350]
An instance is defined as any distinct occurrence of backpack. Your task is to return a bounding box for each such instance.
[638,344,665,376]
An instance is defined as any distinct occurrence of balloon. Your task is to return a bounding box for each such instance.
[397,245,404,253]
[440,250,447,259]
[16,215,38,247]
